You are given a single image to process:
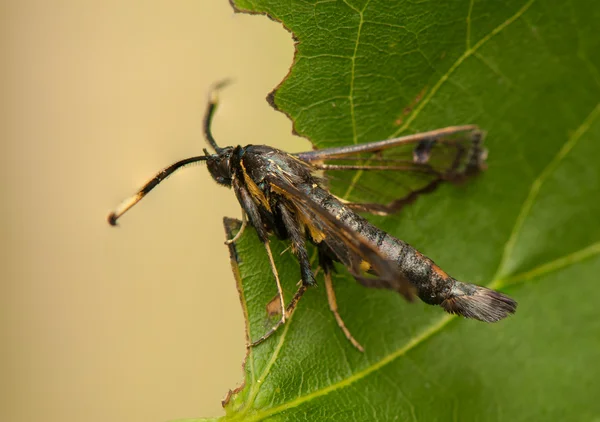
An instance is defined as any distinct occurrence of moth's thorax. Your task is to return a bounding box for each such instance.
[239,145,314,187]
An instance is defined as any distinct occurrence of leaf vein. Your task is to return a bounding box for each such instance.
[343,0,536,199]
[238,312,296,417]
[473,51,515,88]
[466,0,474,49]
[568,0,600,90]
[391,0,536,139]
[495,241,600,289]
[492,102,600,280]
[381,372,417,422]
[344,0,371,144]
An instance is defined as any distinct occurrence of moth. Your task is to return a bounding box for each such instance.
[108,83,517,351]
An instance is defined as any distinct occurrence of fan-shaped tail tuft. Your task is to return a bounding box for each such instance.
[441,285,517,322]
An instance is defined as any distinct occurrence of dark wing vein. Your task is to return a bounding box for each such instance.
[295,126,486,213]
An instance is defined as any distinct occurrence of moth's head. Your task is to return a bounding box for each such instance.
[206,146,234,186]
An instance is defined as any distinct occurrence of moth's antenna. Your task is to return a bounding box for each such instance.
[204,79,232,153]
[107,155,209,226]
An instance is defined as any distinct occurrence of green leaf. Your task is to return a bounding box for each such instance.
[210,0,600,420]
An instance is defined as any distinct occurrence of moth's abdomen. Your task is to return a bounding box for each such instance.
[304,186,517,322]
[382,235,517,322]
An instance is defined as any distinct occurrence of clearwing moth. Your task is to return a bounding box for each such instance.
[108,82,516,351]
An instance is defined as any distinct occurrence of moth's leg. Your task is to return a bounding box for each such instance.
[324,268,365,352]
[251,203,318,347]
[232,180,287,325]
[224,211,247,245]
[250,284,307,348]
[278,203,316,287]
[263,239,287,326]
[232,179,266,239]
[232,180,296,344]
[317,247,364,351]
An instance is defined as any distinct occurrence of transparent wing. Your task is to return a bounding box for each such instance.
[268,177,416,300]
[295,126,486,213]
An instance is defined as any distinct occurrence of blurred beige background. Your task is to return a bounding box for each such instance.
[2,1,306,421]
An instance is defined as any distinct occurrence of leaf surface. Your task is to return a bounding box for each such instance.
[205,0,600,420]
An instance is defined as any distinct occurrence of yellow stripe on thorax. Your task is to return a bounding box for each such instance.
[240,160,271,211]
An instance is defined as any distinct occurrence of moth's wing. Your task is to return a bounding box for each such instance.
[268,176,416,300]
[295,126,486,214]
